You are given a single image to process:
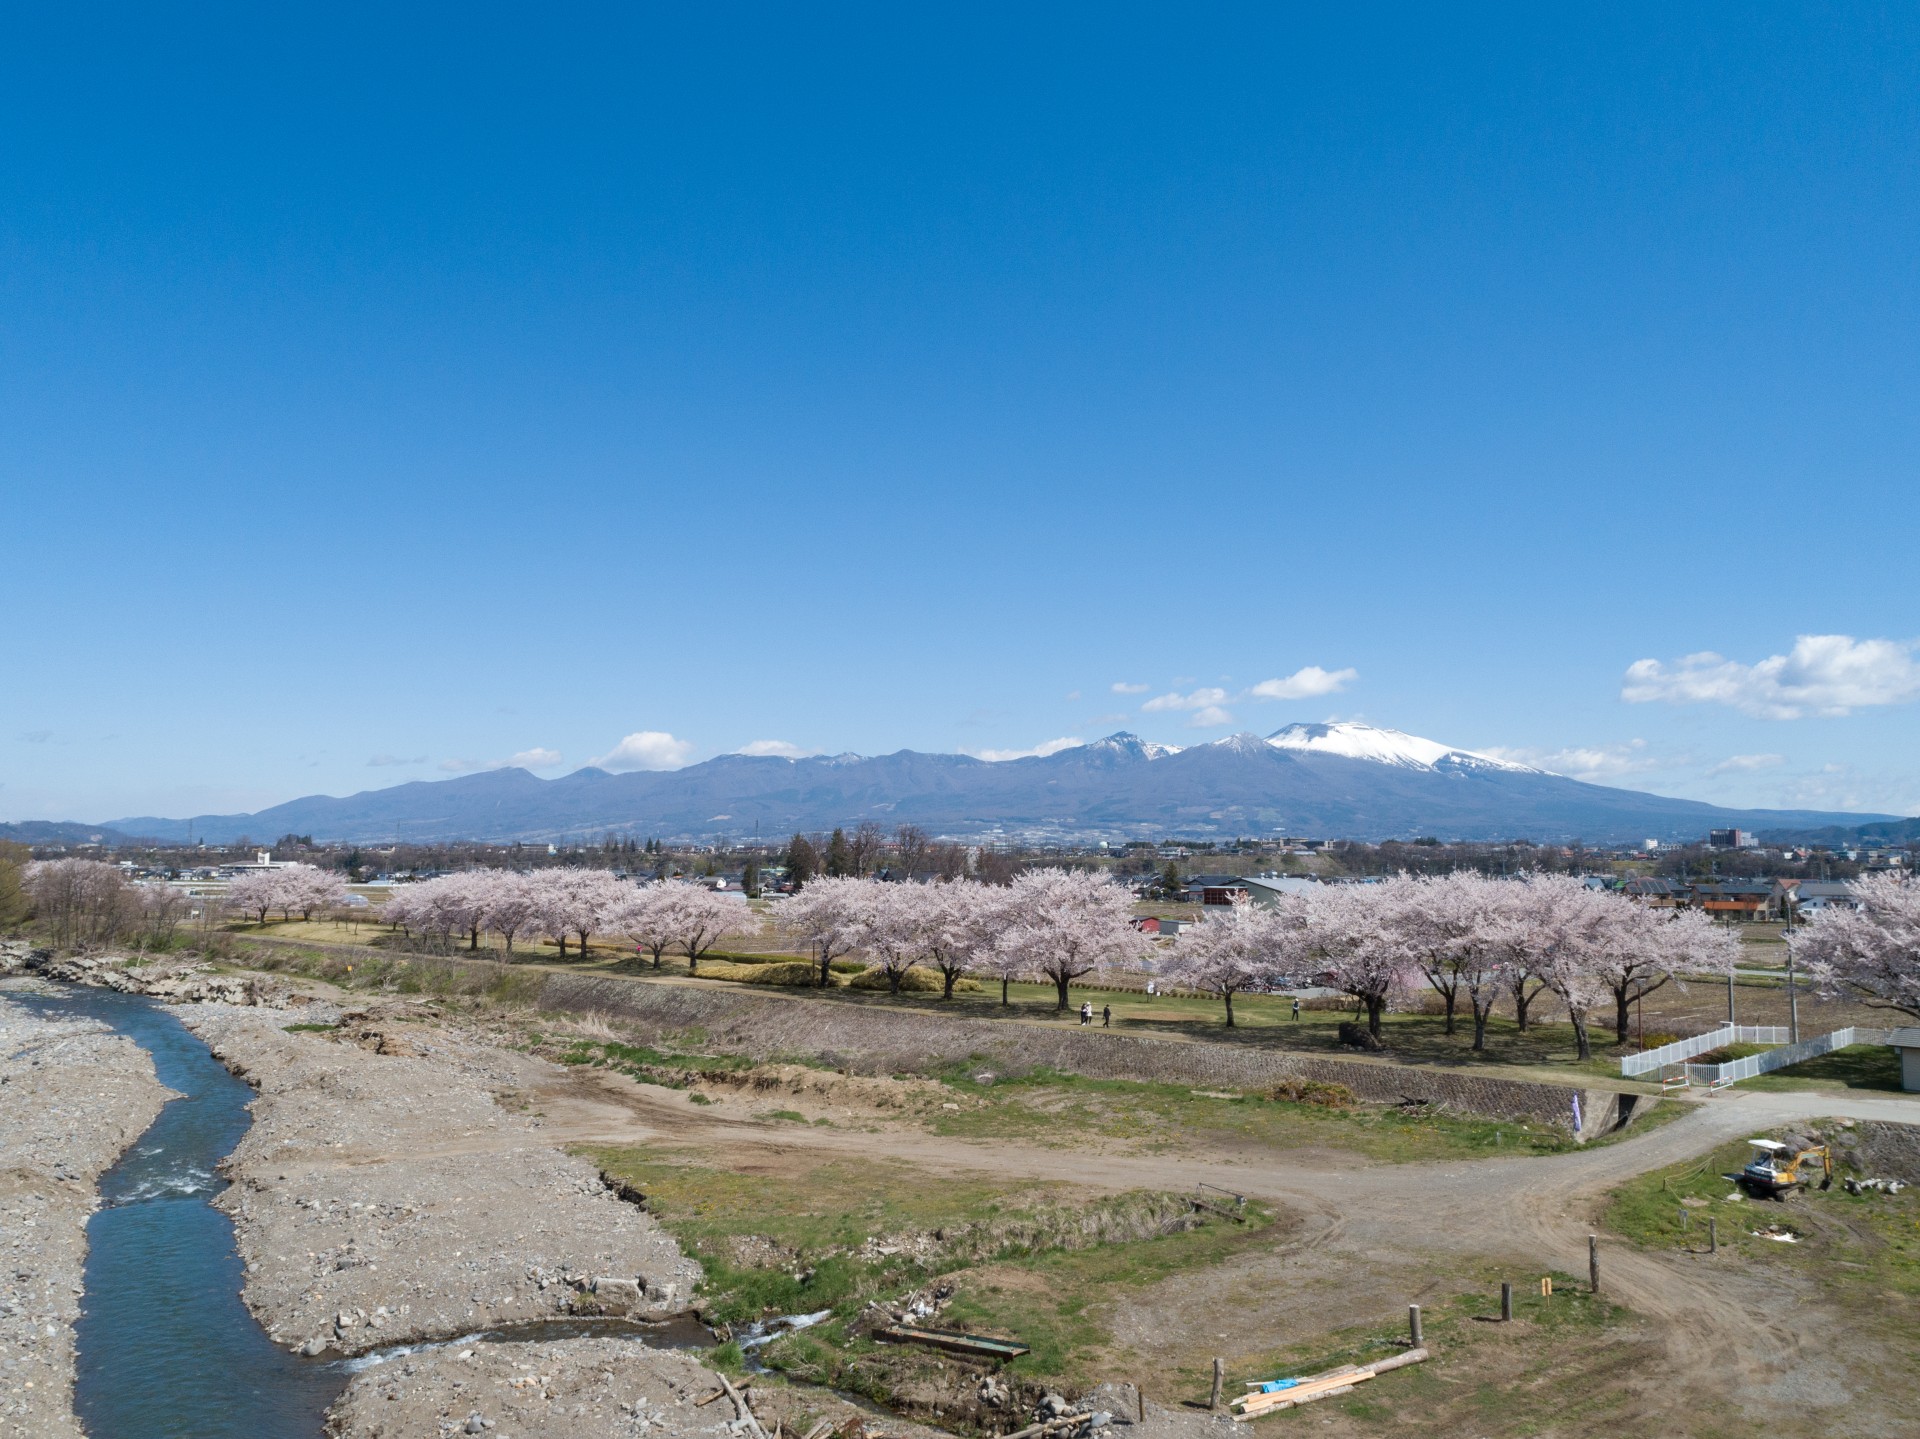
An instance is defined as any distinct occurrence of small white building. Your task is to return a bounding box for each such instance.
[1890,1028,1920,1093]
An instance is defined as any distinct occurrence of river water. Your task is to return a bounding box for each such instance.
[17,986,346,1437]
[16,985,714,1438]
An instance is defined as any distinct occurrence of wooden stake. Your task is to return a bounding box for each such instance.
[1589,1235,1600,1295]
[1135,1384,1145,1423]
[1211,1358,1226,1414]
[1408,1304,1422,1347]
[1500,1282,1513,1322]
[1708,1217,1717,1254]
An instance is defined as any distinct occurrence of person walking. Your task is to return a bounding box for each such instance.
[1079,1001,1092,1026]
[1101,1004,1112,1028]
[1291,997,1301,1021]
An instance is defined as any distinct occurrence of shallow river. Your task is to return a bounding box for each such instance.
[18,986,713,1438]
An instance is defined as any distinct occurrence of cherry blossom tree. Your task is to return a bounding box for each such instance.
[1517,875,1612,1062]
[1002,869,1148,1011]
[852,882,927,995]
[778,876,875,986]
[525,867,627,958]
[479,871,538,954]
[610,881,682,969]
[1597,905,1740,1044]
[660,883,755,974]
[25,858,135,948]
[225,869,282,926]
[1391,871,1520,1051]
[1164,894,1290,1026]
[920,880,1006,1000]
[1795,872,1920,1018]
[1302,882,1406,1039]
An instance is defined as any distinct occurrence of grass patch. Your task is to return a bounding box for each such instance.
[556,1038,753,1090]
[282,1021,338,1033]
[925,1065,1582,1163]
[581,1147,1274,1399]
[1607,1131,1920,1305]
[1740,1043,1905,1093]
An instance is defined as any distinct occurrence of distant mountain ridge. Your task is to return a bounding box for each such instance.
[93,722,1900,846]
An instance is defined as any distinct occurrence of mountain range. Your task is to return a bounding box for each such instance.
[92,722,1901,847]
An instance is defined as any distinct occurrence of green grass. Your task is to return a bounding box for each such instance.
[581,1146,1273,1397]
[923,1064,1584,1163]
[1606,1134,1920,1320]
[1739,1043,1905,1093]
[282,1021,338,1033]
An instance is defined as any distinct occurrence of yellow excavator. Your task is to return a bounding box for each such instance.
[1741,1139,1833,1199]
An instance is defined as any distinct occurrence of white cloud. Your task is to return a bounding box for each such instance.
[966,736,1084,762]
[1483,739,1660,782]
[1111,681,1150,695]
[1622,635,1920,719]
[1248,666,1359,701]
[1710,753,1787,775]
[1188,705,1235,728]
[736,739,814,759]
[589,731,696,772]
[1142,686,1230,713]
[439,747,563,774]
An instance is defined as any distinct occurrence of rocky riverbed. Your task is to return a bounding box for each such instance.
[179,1005,703,1360]
[0,981,175,1437]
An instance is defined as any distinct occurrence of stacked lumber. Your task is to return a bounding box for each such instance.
[1228,1348,1428,1420]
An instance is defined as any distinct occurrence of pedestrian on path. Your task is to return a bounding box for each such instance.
[1101,1005,1111,1028]
[1080,1001,1092,1025]
[1291,997,1301,1021]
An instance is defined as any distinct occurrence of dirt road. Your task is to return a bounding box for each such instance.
[541,1063,1920,1435]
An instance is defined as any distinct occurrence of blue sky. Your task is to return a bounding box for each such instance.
[5,4,1920,824]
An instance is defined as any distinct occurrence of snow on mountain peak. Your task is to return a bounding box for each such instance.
[1264,722,1539,774]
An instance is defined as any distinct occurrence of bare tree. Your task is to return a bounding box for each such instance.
[893,825,931,881]
[849,822,885,877]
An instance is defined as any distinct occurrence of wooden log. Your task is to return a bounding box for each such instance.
[721,1374,768,1439]
[695,1390,728,1408]
[1211,1358,1225,1413]
[1360,1347,1427,1376]
[999,1414,1087,1439]
[801,1421,833,1439]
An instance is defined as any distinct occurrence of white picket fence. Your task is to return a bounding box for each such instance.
[1680,1027,1894,1091]
[1620,1023,1790,1077]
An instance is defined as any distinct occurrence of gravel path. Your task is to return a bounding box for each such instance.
[0,982,174,1438]
[178,1007,703,1361]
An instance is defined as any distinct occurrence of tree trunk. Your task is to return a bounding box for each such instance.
[505,934,515,954]
[470,925,480,952]
[1614,987,1632,1045]
[889,965,904,996]
[1513,982,1534,1030]
[1570,1009,1593,1062]
[1055,972,1071,1011]
[1471,1001,1489,1052]
[1367,996,1385,1038]
[1224,989,1235,1028]
[1443,987,1458,1035]
[1001,975,1011,1006]
[818,948,832,987]
[556,935,568,957]
[943,968,957,999]
[687,952,698,975]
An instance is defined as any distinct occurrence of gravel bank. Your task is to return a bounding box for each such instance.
[0,983,175,1438]
[180,1006,701,1359]
[328,1334,956,1439]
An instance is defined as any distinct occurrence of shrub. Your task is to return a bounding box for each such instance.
[847,965,981,993]
[1267,1078,1356,1108]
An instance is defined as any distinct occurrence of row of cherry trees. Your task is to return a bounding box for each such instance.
[225,864,352,924]
[778,870,1149,1004]
[1163,872,1746,1056]
[381,868,750,967]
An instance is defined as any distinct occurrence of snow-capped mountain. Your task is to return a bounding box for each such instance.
[106,726,1888,845]
[1262,722,1540,774]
